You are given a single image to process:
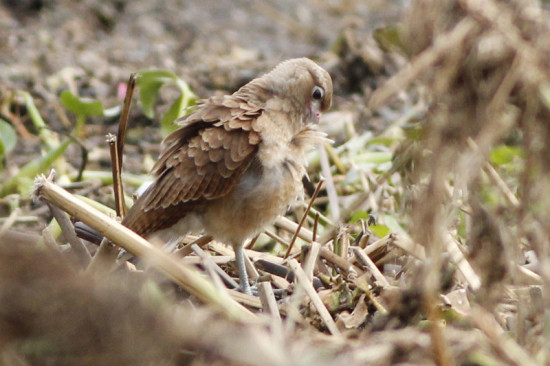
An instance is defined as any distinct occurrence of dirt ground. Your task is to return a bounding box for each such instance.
[2,0,550,365]
[1,0,402,103]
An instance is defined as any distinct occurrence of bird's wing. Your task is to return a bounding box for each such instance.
[122,95,263,236]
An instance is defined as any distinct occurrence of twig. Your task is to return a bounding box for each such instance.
[264,230,290,247]
[284,178,324,259]
[32,172,255,321]
[318,191,370,245]
[319,247,361,278]
[319,145,340,220]
[470,305,538,366]
[466,138,520,208]
[258,281,282,323]
[312,212,320,242]
[288,259,341,336]
[302,241,321,282]
[106,74,136,220]
[363,235,393,256]
[116,73,136,168]
[180,255,232,265]
[352,247,390,287]
[276,216,313,242]
[392,232,426,259]
[191,244,238,292]
[107,134,126,217]
[174,235,213,257]
[368,17,480,108]
[425,293,455,366]
[244,253,259,282]
[47,202,91,267]
[41,226,60,252]
[0,207,19,239]
[444,233,481,291]
[323,142,346,174]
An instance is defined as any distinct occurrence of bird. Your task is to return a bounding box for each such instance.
[122,58,333,295]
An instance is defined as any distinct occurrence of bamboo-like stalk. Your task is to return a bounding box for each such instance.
[33,172,255,321]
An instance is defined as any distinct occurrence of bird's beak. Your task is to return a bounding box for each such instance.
[309,101,322,124]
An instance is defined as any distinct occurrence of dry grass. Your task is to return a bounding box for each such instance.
[2,0,550,364]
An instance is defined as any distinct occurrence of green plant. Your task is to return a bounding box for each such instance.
[136,70,196,135]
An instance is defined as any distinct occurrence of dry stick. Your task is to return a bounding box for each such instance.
[302,241,321,282]
[466,138,520,208]
[264,230,290,248]
[191,244,238,292]
[352,247,390,287]
[41,226,60,252]
[425,293,456,366]
[444,233,481,291]
[257,281,282,322]
[470,305,538,366]
[288,259,341,336]
[301,203,333,227]
[207,241,261,289]
[88,234,120,273]
[392,232,426,259]
[244,254,259,282]
[516,264,543,285]
[174,235,213,257]
[108,134,126,217]
[368,17,479,109]
[319,247,361,278]
[312,212,320,243]
[47,202,91,267]
[33,173,256,321]
[116,73,136,170]
[87,75,137,270]
[461,0,548,89]
[245,234,259,249]
[319,144,340,220]
[318,191,370,245]
[323,142,346,174]
[112,73,136,218]
[0,207,19,238]
[181,256,233,265]
[276,216,314,242]
[363,235,393,256]
[284,178,324,259]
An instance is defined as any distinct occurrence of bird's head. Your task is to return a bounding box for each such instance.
[242,58,333,126]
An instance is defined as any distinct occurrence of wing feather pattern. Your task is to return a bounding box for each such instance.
[122,95,263,236]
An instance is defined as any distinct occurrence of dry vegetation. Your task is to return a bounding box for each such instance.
[2,0,550,365]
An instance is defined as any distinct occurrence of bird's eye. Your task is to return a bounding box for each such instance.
[312,86,324,100]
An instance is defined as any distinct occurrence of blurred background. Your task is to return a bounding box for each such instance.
[2,0,550,365]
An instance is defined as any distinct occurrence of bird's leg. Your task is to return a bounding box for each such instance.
[234,245,252,295]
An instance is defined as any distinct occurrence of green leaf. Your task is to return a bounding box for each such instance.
[136,69,196,135]
[0,119,17,155]
[369,224,390,238]
[349,210,369,223]
[161,95,185,134]
[373,25,405,51]
[489,145,524,166]
[366,137,399,147]
[60,90,105,117]
[138,80,164,119]
[1,138,71,197]
[354,151,393,165]
[137,70,179,119]
[19,91,58,151]
[137,69,178,81]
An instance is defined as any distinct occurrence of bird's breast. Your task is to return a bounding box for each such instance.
[200,155,304,245]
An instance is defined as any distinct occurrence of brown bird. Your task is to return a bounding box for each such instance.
[122,58,333,294]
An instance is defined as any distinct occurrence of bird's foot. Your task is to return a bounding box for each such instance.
[237,280,256,296]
